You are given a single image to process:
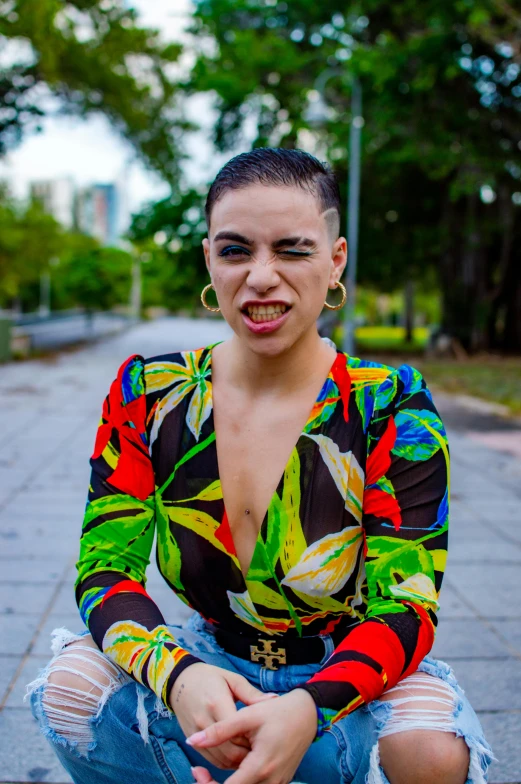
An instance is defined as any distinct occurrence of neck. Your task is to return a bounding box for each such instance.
[215,328,337,397]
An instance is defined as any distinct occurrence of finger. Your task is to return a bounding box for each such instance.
[191,766,217,784]
[209,684,252,764]
[225,673,278,706]
[187,711,256,749]
[224,750,267,784]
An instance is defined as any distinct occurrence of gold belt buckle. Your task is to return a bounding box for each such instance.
[250,638,287,670]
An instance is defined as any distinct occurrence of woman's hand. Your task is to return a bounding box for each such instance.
[169,662,277,770]
[187,687,318,784]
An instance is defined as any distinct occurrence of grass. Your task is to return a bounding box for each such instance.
[415,356,521,416]
[354,325,430,353]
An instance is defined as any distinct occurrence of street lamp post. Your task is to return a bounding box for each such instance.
[344,76,362,357]
[306,70,363,356]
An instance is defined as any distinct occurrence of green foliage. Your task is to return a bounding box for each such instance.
[0,0,188,181]
[53,240,133,311]
[0,186,133,312]
[0,188,64,304]
[185,0,521,351]
[127,189,208,312]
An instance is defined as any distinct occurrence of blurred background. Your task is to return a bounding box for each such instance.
[0,2,520,782]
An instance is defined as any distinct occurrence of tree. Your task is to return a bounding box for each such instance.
[127,188,208,312]
[0,0,190,182]
[0,186,64,307]
[52,238,133,312]
[185,0,521,351]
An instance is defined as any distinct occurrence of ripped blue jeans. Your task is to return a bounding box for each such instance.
[27,612,495,784]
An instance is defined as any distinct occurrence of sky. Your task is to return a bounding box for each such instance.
[0,0,228,223]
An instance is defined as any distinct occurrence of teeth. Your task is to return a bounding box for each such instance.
[246,304,287,322]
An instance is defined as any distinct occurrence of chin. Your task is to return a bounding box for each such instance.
[234,319,315,359]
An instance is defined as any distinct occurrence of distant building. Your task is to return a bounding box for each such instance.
[30,177,75,229]
[74,183,120,247]
[29,177,121,246]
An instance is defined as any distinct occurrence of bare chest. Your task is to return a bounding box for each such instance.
[214,395,312,580]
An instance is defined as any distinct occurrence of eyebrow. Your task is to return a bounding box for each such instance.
[213,231,316,249]
[272,236,317,249]
[213,231,254,245]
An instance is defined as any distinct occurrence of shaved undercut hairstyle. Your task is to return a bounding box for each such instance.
[205,147,341,240]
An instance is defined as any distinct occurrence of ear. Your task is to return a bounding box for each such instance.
[328,236,348,288]
[202,237,211,275]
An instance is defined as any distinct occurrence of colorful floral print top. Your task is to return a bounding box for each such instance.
[75,345,449,738]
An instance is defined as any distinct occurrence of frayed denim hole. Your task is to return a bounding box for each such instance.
[366,671,496,784]
[419,656,467,714]
[25,633,132,758]
[463,733,497,783]
[29,680,99,761]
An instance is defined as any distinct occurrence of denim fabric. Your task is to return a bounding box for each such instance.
[29,612,495,784]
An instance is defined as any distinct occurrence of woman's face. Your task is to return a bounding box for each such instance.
[202,184,347,357]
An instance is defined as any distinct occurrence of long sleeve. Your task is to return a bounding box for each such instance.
[299,364,449,738]
[75,354,203,707]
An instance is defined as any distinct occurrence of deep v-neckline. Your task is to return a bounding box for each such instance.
[208,343,341,583]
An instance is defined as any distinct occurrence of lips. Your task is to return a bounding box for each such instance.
[240,301,292,334]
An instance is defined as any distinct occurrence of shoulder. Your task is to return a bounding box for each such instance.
[142,346,213,396]
[344,354,431,425]
[114,346,213,398]
[347,354,427,395]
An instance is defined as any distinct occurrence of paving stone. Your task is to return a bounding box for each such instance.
[447,564,521,618]
[444,658,521,712]
[0,616,40,655]
[431,619,513,659]
[0,560,67,584]
[488,519,521,546]
[478,711,521,783]
[488,620,521,656]
[0,654,23,704]
[32,615,85,657]
[5,656,51,710]
[0,584,56,616]
[447,536,521,563]
[437,585,476,619]
[0,708,72,782]
[48,583,78,617]
[0,539,77,559]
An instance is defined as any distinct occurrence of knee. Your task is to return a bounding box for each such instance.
[379,730,470,784]
[28,634,122,756]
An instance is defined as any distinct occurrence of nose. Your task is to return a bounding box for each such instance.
[245,255,281,294]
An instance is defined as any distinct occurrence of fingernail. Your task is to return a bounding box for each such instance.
[186,729,207,746]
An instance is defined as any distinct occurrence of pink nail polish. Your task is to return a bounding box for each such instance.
[186,729,207,746]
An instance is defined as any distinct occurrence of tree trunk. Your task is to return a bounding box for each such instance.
[501,252,521,352]
[404,279,414,343]
[488,186,518,351]
[439,182,488,353]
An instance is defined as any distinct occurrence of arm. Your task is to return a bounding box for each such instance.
[75,354,203,707]
[298,364,449,737]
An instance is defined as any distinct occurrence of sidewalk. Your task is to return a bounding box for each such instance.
[0,318,519,783]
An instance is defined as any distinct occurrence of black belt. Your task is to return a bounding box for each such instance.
[212,623,353,670]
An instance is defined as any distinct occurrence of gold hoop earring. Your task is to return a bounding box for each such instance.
[201,283,221,313]
[324,281,347,311]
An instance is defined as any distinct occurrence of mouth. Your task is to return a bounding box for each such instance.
[240,302,292,334]
[241,303,291,323]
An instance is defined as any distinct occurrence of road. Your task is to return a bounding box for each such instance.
[0,317,519,783]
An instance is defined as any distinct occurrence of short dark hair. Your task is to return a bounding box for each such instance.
[205,147,341,234]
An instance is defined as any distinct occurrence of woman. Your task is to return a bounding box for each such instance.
[29,148,494,784]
